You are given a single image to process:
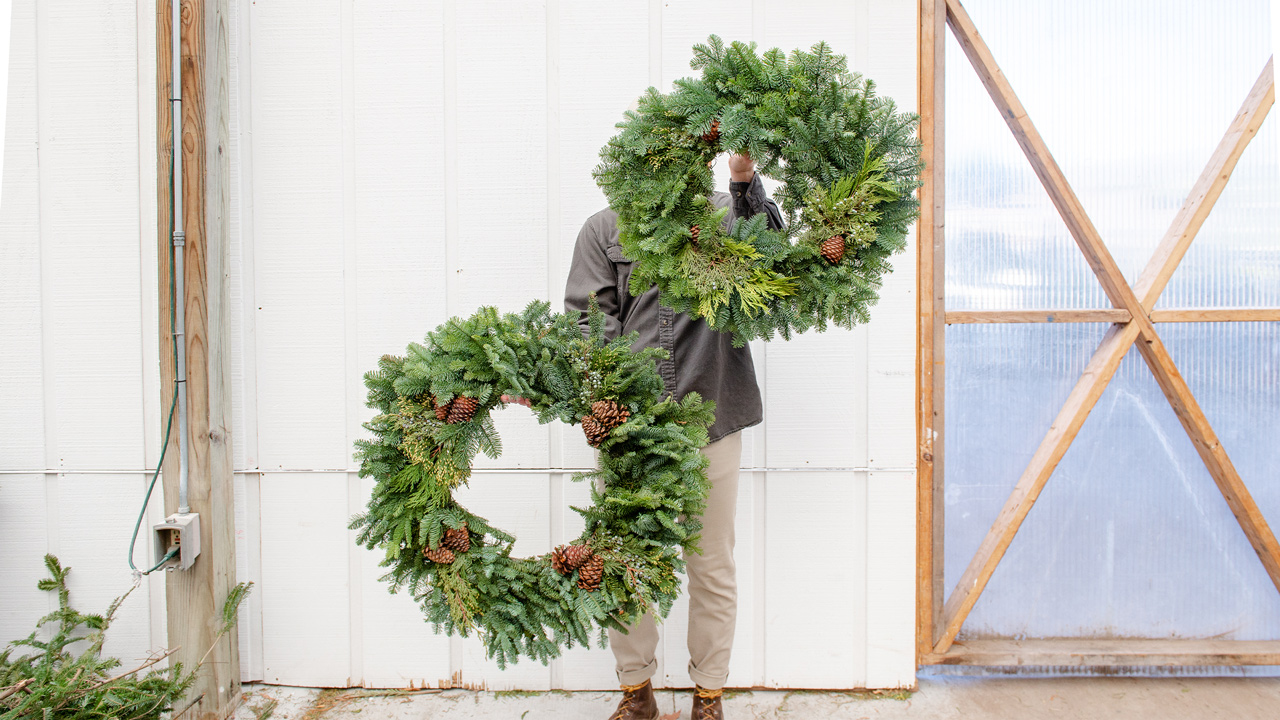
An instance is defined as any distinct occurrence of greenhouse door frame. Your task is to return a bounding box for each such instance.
[915,0,1280,667]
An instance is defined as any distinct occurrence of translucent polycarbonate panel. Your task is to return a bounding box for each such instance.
[944,0,1276,310]
[946,323,1280,640]
[1159,112,1280,308]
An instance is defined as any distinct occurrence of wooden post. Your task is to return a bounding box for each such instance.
[915,0,947,663]
[157,1,239,717]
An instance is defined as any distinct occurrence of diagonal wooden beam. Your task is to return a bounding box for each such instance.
[1134,58,1275,307]
[934,0,1279,653]
[944,0,1137,311]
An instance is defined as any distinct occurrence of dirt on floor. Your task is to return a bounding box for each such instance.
[235,676,1280,720]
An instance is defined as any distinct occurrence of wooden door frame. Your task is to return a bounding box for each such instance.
[916,0,1280,667]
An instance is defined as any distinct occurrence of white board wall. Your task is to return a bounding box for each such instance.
[0,0,920,692]
[229,0,919,690]
[0,0,166,672]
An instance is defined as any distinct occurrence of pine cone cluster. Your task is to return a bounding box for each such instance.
[433,395,480,424]
[580,399,630,447]
[576,555,605,592]
[701,119,720,144]
[442,523,471,553]
[423,546,455,564]
[820,235,846,264]
[550,543,595,576]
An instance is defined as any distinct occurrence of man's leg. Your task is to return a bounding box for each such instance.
[607,610,661,686]
[685,431,742,690]
[607,431,742,687]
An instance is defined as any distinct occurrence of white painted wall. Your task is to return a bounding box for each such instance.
[0,0,919,691]
[0,0,165,671]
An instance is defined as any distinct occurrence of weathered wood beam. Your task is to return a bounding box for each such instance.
[923,639,1280,667]
[935,1,1280,654]
[945,309,1131,324]
[916,0,948,661]
[944,0,1137,312]
[1133,58,1275,307]
[935,322,1139,654]
[1150,308,1280,323]
[945,308,1280,324]
[158,1,239,717]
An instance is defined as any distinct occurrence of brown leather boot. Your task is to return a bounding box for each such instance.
[691,686,723,720]
[609,680,659,720]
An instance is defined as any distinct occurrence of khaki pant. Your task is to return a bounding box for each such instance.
[608,431,742,690]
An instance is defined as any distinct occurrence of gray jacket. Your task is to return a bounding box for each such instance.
[564,175,784,442]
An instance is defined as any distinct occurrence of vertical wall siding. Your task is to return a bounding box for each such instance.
[0,0,163,670]
[0,0,919,692]
[228,0,919,690]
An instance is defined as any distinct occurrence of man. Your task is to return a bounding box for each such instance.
[565,153,783,720]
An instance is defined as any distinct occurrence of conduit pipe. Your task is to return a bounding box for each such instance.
[172,0,190,515]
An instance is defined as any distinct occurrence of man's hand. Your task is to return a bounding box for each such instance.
[728,152,755,183]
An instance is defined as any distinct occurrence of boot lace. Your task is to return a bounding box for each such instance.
[693,686,723,720]
[610,681,650,720]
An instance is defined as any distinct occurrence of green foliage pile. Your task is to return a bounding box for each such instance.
[1,557,251,720]
[595,35,922,344]
[350,300,714,668]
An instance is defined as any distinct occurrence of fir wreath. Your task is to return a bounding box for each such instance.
[350,301,715,667]
[595,36,923,344]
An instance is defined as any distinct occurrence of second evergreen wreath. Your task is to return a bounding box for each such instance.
[595,35,923,344]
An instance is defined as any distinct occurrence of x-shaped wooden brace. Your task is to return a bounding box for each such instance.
[935,0,1279,654]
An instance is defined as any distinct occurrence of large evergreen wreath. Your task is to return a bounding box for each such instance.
[350,302,714,667]
[595,36,922,344]
[354,36,920,668]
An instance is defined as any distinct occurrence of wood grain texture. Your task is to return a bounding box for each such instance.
[925,639,1280,667]
[945,309,1132,324]
[1151,308,1280,323]
[934,2,1279,655]
[1132,58,1275,308]
[936,322,1140,653]
[915,0,946,662]
[210,0,921,690]
[159,0,241,715]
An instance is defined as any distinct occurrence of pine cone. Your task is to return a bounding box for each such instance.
[563,544,594,570]
[820,235,846,264]
[590,400,631,431]
[576,554,605,592]
[581,415,609,447]
[447,396,479,424]
[441,525,470,553]
[551,545,573,575]
[701,119,720,144]
[690,225,700,245]
[423,545,456,565]
[433,397,451,421]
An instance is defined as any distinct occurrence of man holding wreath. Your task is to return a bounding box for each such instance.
[566,153,783,720]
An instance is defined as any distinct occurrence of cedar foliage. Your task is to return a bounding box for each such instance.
[350,300,714,668]
[595,35,922,344]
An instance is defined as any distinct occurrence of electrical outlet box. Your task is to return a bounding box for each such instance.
[153,512,201,570]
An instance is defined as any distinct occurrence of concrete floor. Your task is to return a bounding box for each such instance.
[236,676,1280,720]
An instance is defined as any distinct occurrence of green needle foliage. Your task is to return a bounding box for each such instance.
[595,35,922,344]
[1,555,252,720]
[351,300,714,668]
